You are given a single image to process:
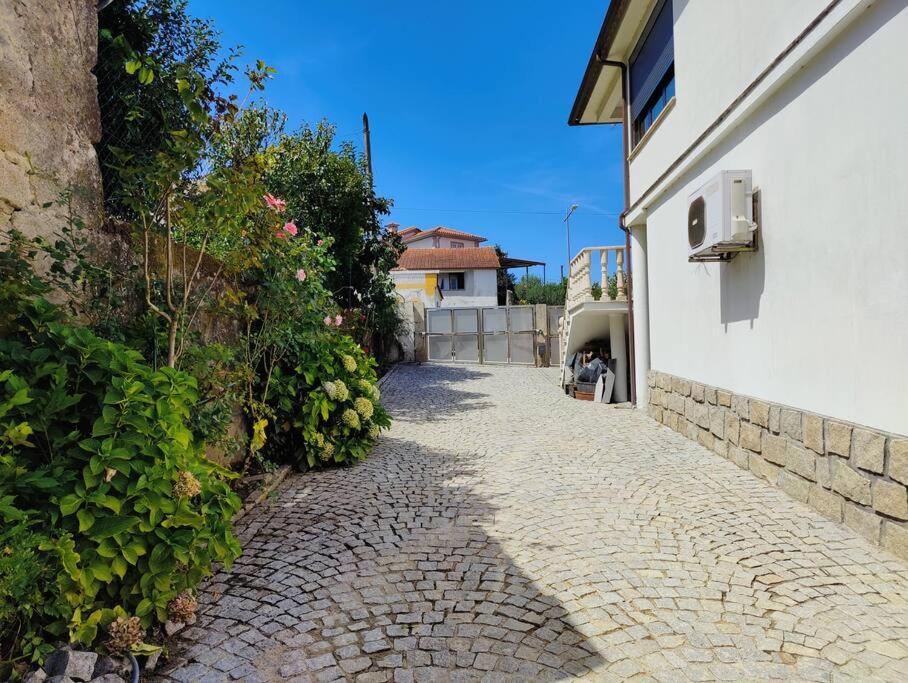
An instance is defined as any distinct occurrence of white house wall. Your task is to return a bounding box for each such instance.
[636,0,908,435]
[629,0,833,195]
[391,269,498,308]
[405,236,482,249]
[441,269,498,308]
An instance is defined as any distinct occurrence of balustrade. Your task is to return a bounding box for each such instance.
[565,246,627,310]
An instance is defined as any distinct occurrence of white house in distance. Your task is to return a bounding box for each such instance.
[569,0,908,555]
[390,225,500,307]
[398,225,486,250]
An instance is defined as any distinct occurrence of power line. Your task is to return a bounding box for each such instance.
[393,206,621,217]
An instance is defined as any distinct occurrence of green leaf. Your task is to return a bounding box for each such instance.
[77,508,95,532]
[111,555,127,579]
[59,493,82,516]
[135,598,154,617]
[165,508,204,528]
[148,543,171,573]
[131,642,162,656]
[96,540,118,558]
[89,515,138,539]
[90,560,113,582]
[92,494,122,514]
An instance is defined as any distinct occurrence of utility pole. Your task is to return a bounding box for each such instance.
[563,204,578,276]
[362,112,373,185]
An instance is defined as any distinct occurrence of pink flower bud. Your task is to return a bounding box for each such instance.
[283,222,298,236]
[296,269,307,282]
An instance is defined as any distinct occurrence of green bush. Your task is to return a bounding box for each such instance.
[0,519,67,664]
[590,282,603,301]
[0,296,241,652]
[514,274,567,306]
[264,335,390,469]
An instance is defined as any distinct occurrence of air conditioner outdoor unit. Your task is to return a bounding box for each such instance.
[687,170,757,262]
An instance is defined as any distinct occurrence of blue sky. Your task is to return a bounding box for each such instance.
[192,1,624,280]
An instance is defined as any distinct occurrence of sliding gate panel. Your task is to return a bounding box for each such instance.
[425,306,540,365]
[452,309,480,362]
[427,308,454,361]
[508,306,536,365]
[481,308,508,364]
[547,306,564,366]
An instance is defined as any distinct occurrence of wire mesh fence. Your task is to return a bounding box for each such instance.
[95,35,193,219]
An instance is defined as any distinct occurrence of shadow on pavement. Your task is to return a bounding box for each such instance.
[382,364,496,424]
[158,435,606,681]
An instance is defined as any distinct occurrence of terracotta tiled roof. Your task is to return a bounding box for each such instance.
[394,246,500,271]
[398,226,420,238]
[402,226,487,243]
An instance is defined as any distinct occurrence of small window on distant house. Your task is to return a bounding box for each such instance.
[439,272,466,290]
[630,0,674,147]
[451,241,464,248]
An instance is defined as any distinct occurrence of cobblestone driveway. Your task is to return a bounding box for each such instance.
[160,365,908,682]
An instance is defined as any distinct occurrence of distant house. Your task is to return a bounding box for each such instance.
[400,226,487,250]
[568,0,908,552]
[390,225,500,307]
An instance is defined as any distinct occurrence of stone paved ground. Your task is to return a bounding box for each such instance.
[159,364,908,682]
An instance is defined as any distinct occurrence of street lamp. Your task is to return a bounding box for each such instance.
[563,204,578,277]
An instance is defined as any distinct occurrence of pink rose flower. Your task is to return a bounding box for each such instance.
[296,268,307,282]
[317,239,324,246]
[263,194,286,212]
[275,231,287,239]
[283,222,298,237]
[324,315,333,325]
[335,314,343,326]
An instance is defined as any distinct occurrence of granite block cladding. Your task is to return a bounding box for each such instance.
[647,370,908,561]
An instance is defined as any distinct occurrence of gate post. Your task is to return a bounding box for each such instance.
[535,304,548,367]
[413,301,428,362]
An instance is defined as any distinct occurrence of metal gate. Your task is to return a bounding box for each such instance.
[547,306,564,367]
[426,306,538,365]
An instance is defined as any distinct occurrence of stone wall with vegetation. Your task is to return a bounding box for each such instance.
[0,0,102,238]
[647,370,908,561]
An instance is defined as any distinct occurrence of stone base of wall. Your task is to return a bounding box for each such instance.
[646,370,908,561]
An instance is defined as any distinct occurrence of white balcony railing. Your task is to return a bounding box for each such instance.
[566,246,628,311]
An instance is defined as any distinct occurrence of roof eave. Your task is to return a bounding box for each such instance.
[403,231,488,244]
[568,0,634,126]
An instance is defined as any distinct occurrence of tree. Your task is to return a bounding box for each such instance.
[96,0,238,216]
[514,275,567,306]
[494,245,516,305]
[266,123,405,357]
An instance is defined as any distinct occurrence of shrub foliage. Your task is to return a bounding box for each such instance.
[0,265,241,657]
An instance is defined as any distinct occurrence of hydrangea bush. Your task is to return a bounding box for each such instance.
[264,335,390,469]
[0,290,241,657]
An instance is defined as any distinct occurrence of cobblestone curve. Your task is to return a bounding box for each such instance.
[159,364,908,682]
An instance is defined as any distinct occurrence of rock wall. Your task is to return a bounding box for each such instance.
[647,370,908,561]
[0,0,102,240]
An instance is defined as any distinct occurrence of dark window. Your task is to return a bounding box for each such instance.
[632,67,675,145]
[450,241,464,248]
[630,0,674,146]
[439,272,465,290]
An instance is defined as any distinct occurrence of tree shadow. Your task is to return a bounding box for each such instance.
[381,364,497,423]
[158,435,607,681]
